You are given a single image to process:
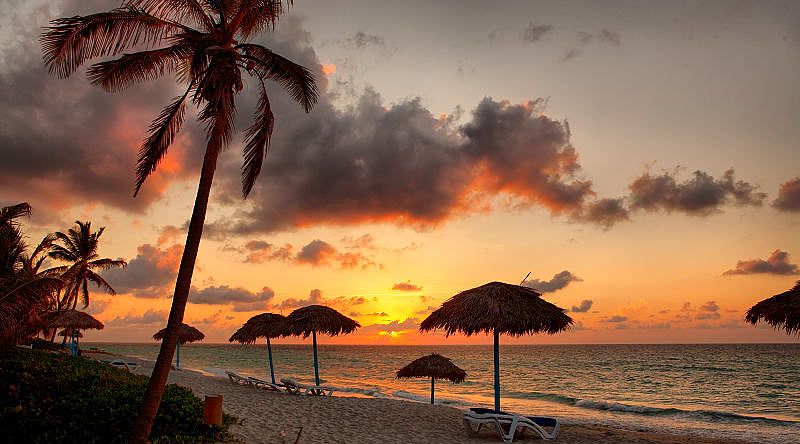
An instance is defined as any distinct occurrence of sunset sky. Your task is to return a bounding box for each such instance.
[1,0,798,344]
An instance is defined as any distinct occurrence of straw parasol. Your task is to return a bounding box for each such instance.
[229,313,287,384]
[45,310,104,355]
[153,323,204,369]
[396,353,466,404]
[420,281,572,412]
[283,305,360,386]
[746,281,800,335]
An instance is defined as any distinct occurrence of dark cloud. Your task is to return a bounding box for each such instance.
[522,22,554,42]
[237,238,378,269]
[108,309,167,326]
[392,281,422,292]
[629,169,766,215]
[105,244,182,297]
[572,198,629,229]
[296,239,338,265]
[560,48,582,62]
[773,178,800,212]
[723,250,799,276]
[189,285,275,312]
[696,301,721,320]
[598,29,622,46]
[570,300,593,313]
[523,270,582,293]
[345,31,386,49]
[0,1,202,214]
[601,315,627,323]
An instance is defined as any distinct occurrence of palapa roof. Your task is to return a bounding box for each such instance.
[282,305,360,338]
[229,313,287,344]
[420,281,572,336]
[153,323,205,344]
[58,328,83,338]
[396,353,466,383]
[746,281,800,335]
[45,310,104,330]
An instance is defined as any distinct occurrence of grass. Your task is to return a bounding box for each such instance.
[0,348,238,443]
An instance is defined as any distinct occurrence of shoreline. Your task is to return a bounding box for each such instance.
[89,351,754,444]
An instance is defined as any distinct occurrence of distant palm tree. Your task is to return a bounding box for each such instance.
[41,1,318,440]
[0,203,61,345]
[49,221,126,311]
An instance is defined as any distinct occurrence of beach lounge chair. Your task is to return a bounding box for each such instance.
[226,371,253,386]
[247,376,284,392]
[279,378,334,396]
[463,407,560,442]
[280,378,304,394]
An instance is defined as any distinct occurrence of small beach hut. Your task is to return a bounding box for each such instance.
[46,310,104,356]
[420,281,572,412]
[229,313,287,384]
[396,353,466,404]
[153,323,204,369]
[283,305,359,386]
[746,281,800,335]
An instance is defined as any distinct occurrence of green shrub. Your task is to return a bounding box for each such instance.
[0,349,238,443]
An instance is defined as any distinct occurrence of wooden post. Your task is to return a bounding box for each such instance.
[203,395,223,426]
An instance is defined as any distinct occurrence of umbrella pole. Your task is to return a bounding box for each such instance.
[431,377,435,404]
[312,330,320,386]
[267,337,276,384]
[176,342,181,369]
[494,330,500,412]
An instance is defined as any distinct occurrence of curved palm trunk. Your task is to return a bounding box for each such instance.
[130,141,221,443]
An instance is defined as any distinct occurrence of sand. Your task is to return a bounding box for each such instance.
[94,353,750,444]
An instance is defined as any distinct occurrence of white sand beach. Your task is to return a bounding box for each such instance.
[96,353,750,444]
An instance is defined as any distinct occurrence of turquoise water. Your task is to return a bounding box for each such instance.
[93,343,800,443]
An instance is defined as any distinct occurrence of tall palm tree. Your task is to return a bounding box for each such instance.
[41,1,318,440]
[48,221,126,311]
[0,204,61,345]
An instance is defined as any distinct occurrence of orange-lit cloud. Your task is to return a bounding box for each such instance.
[321,63,336,75]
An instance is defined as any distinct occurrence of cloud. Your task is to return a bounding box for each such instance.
[189,285,275,312]
[276,289,367,312]
[601,315,627,323]
[345,31,386,49]
[723,250,799,276]
[773,178,800,212]
[696,301,721,320]
[295,239,378,269]
[570,300,593,313]
[629,168,766,215]
[105,244,182,297]
[522,22,553,42]
[572,198,629,228]
[560,48,582,62]
[523,270,582,293]
[676,301,722,322]
[108,309,168,326]
[598,29,622,46]
[414,305,437,316]
[238,238,378,269]
[360,318,419,337]
[392,281,422,292]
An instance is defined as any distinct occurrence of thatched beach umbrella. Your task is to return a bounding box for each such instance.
[153,323,204,369]
[229,313,287,384]
[46,310,104,356]
[420,281,572,412]
[746,281,800,335]
[283,305,360,386]
[58,328,83,338]
[396,353,466,404]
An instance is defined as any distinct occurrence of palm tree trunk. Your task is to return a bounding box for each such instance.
[130,140,221,444]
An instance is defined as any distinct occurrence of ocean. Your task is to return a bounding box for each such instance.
[92,343,800,443]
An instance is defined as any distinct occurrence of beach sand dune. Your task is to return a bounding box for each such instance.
[112,355,746,444]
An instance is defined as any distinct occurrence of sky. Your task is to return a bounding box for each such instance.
[0,0,798,345]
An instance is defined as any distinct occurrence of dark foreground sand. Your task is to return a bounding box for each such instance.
[94,353,749,444]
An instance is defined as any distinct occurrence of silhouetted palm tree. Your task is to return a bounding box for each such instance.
[49,221,126,311]
[0,204,61,345]
[41,1,318,440]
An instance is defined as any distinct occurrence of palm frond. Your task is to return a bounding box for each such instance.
[0,203,31,225]
[236,0,286,38]
[238,43,318,112]
[88,258,128,271]
[86,270,117,296]
[134,85,193,196]
[87,44,193,92]
[127,0,216,31]
[241,79,274,197]
[41,6,190,79]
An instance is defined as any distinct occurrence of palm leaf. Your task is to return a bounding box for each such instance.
[237,43,318,112]
[241,79,274,197]
[128,0,216,31]
[87,44,193,92]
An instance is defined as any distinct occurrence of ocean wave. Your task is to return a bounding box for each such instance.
[391,390,467,406]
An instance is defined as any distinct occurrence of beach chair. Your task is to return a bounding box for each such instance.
[463,407,560,442]
[247,376,284,392]
[280,378,304,394]
[226,371,253,386]
[303,385,335,397]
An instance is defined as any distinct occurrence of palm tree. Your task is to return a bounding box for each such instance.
[48,221,126,311]
[41,1,318,440]
[0,204,61,345]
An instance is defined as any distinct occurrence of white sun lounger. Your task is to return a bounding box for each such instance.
[464,407,560,442]
[226,371,253,386]
[247,376,284,392]
[280,378,335,396]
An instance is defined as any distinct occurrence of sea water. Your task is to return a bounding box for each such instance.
[91,343,800,443]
